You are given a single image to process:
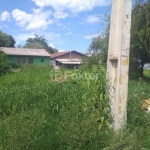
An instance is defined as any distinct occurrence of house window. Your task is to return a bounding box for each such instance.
[41,59,44,62]
[17,57,25,63]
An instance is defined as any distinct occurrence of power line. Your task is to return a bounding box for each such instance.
[96,0,116,36]
[96,0,116,18]
[104,0,116,16]
[88,0,116,40]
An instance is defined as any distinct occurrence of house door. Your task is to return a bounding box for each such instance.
[28,58,34,64]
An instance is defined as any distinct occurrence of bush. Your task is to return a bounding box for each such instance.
[0,52,9,75]
[10,63,22,68]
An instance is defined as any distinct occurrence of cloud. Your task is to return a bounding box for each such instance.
[65,32,72,35]
[0,11,11,21]
[63,25,71,30]
[14,33,35,44]
[84,33,100,39]
[12,9,32,26]
[32,0,111,17]
[12,8,53,30]
[53,11,68,19]
[49,43,55,48]
[45,32,61,41]
[14,31,61,45]
[85,15,100,25]
[32,0,111,10]
[59,49,65,52]
[4,25,9,28]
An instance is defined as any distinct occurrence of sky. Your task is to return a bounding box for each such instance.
[0,0,113,53]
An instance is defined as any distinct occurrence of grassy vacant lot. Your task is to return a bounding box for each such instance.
[0,65,150,150]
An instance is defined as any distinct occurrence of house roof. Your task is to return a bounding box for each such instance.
[50,50,84,59]
[0,47,50,57]
[50,51,72,58]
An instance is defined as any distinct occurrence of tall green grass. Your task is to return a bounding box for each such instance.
[127,70,150,149]
[0,65,110,149]
[0,65,150,149]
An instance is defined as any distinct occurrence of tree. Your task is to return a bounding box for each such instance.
[0,30,16,47]
[129,0,150,78]
[24,42,45,49]
[85,35,108,67]
[86,15,110,66]
[0,51,9,75]
[24,34,58,53]
[87,1,150,78]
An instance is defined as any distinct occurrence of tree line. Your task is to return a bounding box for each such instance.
[0,31,58,54]
[87,0,150,79]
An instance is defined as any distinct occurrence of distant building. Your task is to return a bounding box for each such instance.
[50,50,84,69]
[1,47,50,65]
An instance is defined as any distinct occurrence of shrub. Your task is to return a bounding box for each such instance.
[0,52,9,75]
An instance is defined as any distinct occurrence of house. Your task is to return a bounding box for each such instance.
[1,47,50,65]
[50,50,84,69]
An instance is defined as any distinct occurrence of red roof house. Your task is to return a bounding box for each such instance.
[50,50,84,69]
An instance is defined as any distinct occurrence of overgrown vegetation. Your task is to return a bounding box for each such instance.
[0,1,150,149]
[0,64,150,149]
[0,65,111,149]
[0,52,9,75]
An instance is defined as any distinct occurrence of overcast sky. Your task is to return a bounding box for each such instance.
[0,0,113,52]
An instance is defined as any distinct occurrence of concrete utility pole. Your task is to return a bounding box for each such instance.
[107,0,132,130]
